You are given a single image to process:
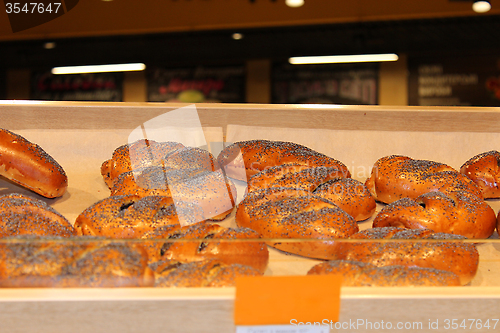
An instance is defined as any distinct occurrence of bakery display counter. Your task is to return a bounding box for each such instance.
[1,101,500,333]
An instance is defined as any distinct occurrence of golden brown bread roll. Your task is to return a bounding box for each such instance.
[0,194,75,237]
[307,260,461,287]
[235,187,359,260]
[460,151,500,199]
[313,178,376,222]
[365,155,482,204]
[151,259,262,288]
[142,223,269,274]
[109,169,237,221]
[330,227,479,285]
[247,165,376,221]
[372,190,496,239]
[0,237,153,288]
[217,140,351,181]
[247,165,344,192]
[0,128,67,198]
[74,195,206,238]
[100,139,185,188]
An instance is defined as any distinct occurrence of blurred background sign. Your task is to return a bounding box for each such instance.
[272,63,378,105]
[147,66,245,103]
[31,71,123,101]
[408,55,500,106]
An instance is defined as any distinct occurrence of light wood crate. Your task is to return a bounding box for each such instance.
[1,101,500,333]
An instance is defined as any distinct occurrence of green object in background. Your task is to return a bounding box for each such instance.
[178,90,205,103]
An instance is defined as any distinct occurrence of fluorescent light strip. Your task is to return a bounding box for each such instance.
[289,53,399,65]
[52,63,146,75]
[472,1,491,13]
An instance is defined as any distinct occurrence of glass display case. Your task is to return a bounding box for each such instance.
[1,101,499,333]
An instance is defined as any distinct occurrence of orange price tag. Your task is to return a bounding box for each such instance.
[234,275,342,326]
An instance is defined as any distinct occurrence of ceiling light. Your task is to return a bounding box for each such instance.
[289,53,399,65]
[472,0,491,13]
[51,63,146,75]
[285,0,304,8]
[43,42,56,49]
[232,33,244,40]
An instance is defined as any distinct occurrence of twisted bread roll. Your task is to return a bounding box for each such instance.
[247,165,343,192]
[110,166,207,197]
[460,151,500,199]
[217,140,350,181]
[307,260,461,287]
[101,140,185,188]
[0,194,75,237]
[372,191,496,239]
[236,187,359,260]
[314,178,376,222]
[75,195,206,238]
[365,155,482,204]
[330,227,479,285]
[0,237,153,288]
[152,259,261,288]
[142,223,269,274]
[0,129,67,198]
[247,165,376,221]
[109,169,237,221]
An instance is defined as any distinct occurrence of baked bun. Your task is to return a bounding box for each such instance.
[313,178,376,222]
[217,140,350,181]
[0,128,67,198]
[0,237,153,288]
[142,223,269,274]
[152,259,261,288]
[307,260,461,287]
[74,195,206,238]
[247,165,376,221]
[0,194,75,237]
[460,151,500,199]
[109,169,237,221]
[365,155,482,204]
[100,140,185,188]
[330,227,479,285]
[372,190,496,239]
[236,187,359,260]
[247,165,343,192]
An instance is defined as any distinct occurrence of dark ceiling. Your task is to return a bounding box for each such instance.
[1,14,499,71]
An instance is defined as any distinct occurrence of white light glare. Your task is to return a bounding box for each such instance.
[51,63,146,75]
[232,33,244,40]
[286,0,304,8]
[289,53,399,65]
[43,42,56,49]
[472,1,491,13]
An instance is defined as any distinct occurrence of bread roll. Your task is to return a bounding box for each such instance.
[247,165,376,221]
[365,155,482,204]
[330,227,479,285]
[0,194,75,237]
[0,128,67,198]
[372,190,496,239]
[460,150,500,199]
[152,259,261,288]
[142,223,269,274]
[74,195,206,238]
[217,140,350,181]
[307,260,461,287]
[0,237,153,288]
[109,170,237,221]
[236,187,359,260]
[100,139,185,188]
